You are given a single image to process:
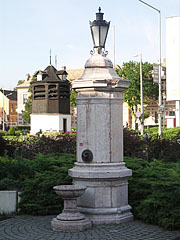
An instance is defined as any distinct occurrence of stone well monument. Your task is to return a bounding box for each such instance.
[69,7,133,225]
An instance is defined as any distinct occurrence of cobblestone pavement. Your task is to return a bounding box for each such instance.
[0,215,180,240]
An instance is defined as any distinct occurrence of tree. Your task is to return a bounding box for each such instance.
[22,76,36,124]
[70,88,77,107]
[13,80,25,91]
[22,95,32,123]
[116,61,158,122]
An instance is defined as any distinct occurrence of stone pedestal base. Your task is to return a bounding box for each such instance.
[78,205,133,225]
[51,217,92,232]
[69,162,133,225]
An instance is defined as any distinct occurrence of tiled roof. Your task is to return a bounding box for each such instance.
[66,69,83,81]
[0,90,17,100]
[43,65,61,81]
[34,65,68,82]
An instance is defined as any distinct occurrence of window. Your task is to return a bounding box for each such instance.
[11,104,13,113]
[23,94,28,104]
[34,85,45,100]
[155,112,158,123]
[169,111,175,116]
[48,85,57,99]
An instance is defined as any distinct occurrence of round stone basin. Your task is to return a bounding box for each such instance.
[53,185,86,199]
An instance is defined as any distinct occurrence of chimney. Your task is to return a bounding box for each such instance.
[26,73,31,81]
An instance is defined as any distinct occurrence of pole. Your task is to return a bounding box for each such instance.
[140,54,144,135]
[158,11,162,136]
[138,0,162,137]
[2,89,4,131]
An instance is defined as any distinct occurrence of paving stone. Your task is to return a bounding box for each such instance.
[0,215,180,240]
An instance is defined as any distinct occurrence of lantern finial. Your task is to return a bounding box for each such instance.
[90,8,110,55]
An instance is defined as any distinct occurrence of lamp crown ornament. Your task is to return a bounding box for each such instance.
[90,7,110,55]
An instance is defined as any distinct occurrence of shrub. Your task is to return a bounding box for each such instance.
[125,157,180,230]
[8,127,15,136]
[123,128,145,158]
[0,136,6,156]
[0,178,22,191]
[3,135,76,160]
[0,131,5,137]
[1,150,179,230]
[0,154,32,190]
[145,127,180,141]
[15,130,21,137]
[14,125,30,132]
[19,153,75,215]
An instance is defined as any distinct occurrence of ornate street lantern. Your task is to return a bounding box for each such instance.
[90,7,110,54]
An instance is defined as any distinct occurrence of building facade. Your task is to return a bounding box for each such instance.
[0,90,17,129]
[16,75,31,125]
[166,16,180,127]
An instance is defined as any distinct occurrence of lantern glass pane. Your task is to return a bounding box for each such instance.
[91,25,100,47]
[100,26,108,47]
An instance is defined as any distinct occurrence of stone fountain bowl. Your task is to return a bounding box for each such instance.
[53,185,86,199]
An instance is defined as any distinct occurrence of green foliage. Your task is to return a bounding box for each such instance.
[144,138,180,163]
[0,154,32,190]
[123,128,180,163]
[123,128,144,158]
[8,127,15,136]
[0,136,6,156]
[145,126,180,141]
[13,80,25,91]
[17,80,25,86]
[3,134,76,160]
[0,152,75,215]
[19,153,75,215]
[70,88,77,107]
[116,61,158,121]
[0,131,5,137]
[0,147,180,229]
[125,157,180,230]
[14,126,30,132]
[21,75,36,124]
[22,96,32,124]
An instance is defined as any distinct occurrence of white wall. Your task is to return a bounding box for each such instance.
[31,114,71,134]
[0,191,21,214]
[166,16,180,101]
[0,91,10,115]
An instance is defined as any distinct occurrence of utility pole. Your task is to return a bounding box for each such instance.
[140,54,144,135]
[134,54,144,135]
[139,0,162,136]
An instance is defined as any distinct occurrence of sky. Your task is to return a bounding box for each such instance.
[0,0,180,90]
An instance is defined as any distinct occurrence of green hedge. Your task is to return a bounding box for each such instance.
[19,153,75,215]
[0,152,179,230]
[14,126,30,132]
[125,157,180,230]
[145,126,180,141]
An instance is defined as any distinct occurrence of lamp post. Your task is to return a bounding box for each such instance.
[90,7,110,54]
[134,54,144,135]
[139,0,162,136]
[2,90,12,131]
